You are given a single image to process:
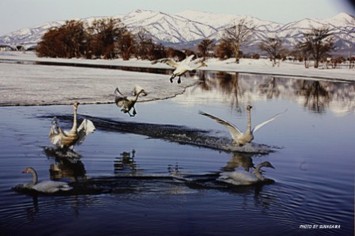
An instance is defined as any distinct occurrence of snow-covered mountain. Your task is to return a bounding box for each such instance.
[1,9,354,54]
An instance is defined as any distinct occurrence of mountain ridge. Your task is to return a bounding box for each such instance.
[1,9,354,54]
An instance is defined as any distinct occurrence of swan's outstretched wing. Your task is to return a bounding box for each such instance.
[49,117,63,146]
[152,58,178,68]
[114,88,128,107]
[114,87,126,98]
[181,55,195,64]
[199,111,242,140]
[77,119,96,144]
[252,109,287,133]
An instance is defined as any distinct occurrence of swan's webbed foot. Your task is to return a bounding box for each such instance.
[177,77,181,84]
[169,74,176,83]
[128,109,136,117]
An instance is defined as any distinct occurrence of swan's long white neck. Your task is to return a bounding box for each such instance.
[71,104,78,132]
[254,165,265,181]
[28,168,38,184]
[246,108,252,133]
[133,91,142,102]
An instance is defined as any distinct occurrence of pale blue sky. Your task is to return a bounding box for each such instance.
[0,0,353,35]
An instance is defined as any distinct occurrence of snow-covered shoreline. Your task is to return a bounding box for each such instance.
[0,52,354,107]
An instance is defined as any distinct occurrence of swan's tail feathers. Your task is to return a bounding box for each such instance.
[77,119,96,145]
[152,58,178,68]
[132,85,147,96]
[59,184,73,192]
[252,108,288,133]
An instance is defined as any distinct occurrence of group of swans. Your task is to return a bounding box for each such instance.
[14,54,284,193]
[153,55,207,83]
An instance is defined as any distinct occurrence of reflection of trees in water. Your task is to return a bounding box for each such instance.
[194,71,354,114]
[258,77,281,99]
[197,71,243,109]
[295,80,331,113]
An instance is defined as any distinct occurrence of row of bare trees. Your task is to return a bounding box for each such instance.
[37,18,168,60]
[37,17,339,68]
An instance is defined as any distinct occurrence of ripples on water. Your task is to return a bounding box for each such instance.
[0,72,354,236]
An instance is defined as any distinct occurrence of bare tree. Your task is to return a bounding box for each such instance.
[37,20,87,58]
[296,27,334,68]
[197,38,214,60]
[222,18,255,63]
[117,32,136,60]
[87,18,128,59]
[259,37,284,66]
[214,39,233,59]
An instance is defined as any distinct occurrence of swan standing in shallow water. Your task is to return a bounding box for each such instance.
[199,105,286,146]
[16,167,72,193]
[153,55,207,83]
[217,161,275,186]
[114,85,147,117]
[49,102,95,149]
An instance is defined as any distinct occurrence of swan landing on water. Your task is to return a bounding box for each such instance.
[217,161,275,186]
[13,167,72,194]
[114,85,147,117]
[199,105,287,147]
[49,102,96,149]
[153,55,207,83]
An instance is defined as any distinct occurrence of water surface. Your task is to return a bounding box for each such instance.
[0,72,353,236]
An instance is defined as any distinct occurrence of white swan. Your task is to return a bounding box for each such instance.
[217,161,275,186]
[153,55,207,83]
[17,167,72,193]
[49,102,95,149]
[114,85,147,117]
[199,105,286,146]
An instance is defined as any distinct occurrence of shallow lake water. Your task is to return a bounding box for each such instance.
[0,71,354,236]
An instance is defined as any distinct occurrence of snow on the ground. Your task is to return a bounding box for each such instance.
[0,51,354,106]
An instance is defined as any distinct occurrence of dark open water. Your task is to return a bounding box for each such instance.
[0,71,354,236]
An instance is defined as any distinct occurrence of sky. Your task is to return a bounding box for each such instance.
[0,0,354,35]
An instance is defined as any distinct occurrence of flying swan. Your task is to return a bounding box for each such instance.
[114,85,147,117]
[15,167,72,193]
[199,105,286,146]
[217,161,275,186]
[153,55,207,83]
[49,102,95,149]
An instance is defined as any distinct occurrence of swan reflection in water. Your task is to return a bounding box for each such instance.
[114,149,138,175]
[217,152,275,186]
[49,157,86,181]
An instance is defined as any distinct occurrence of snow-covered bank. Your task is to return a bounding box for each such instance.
[0,51,354,106]
[0,60,193,106]
[1,51,354,81]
